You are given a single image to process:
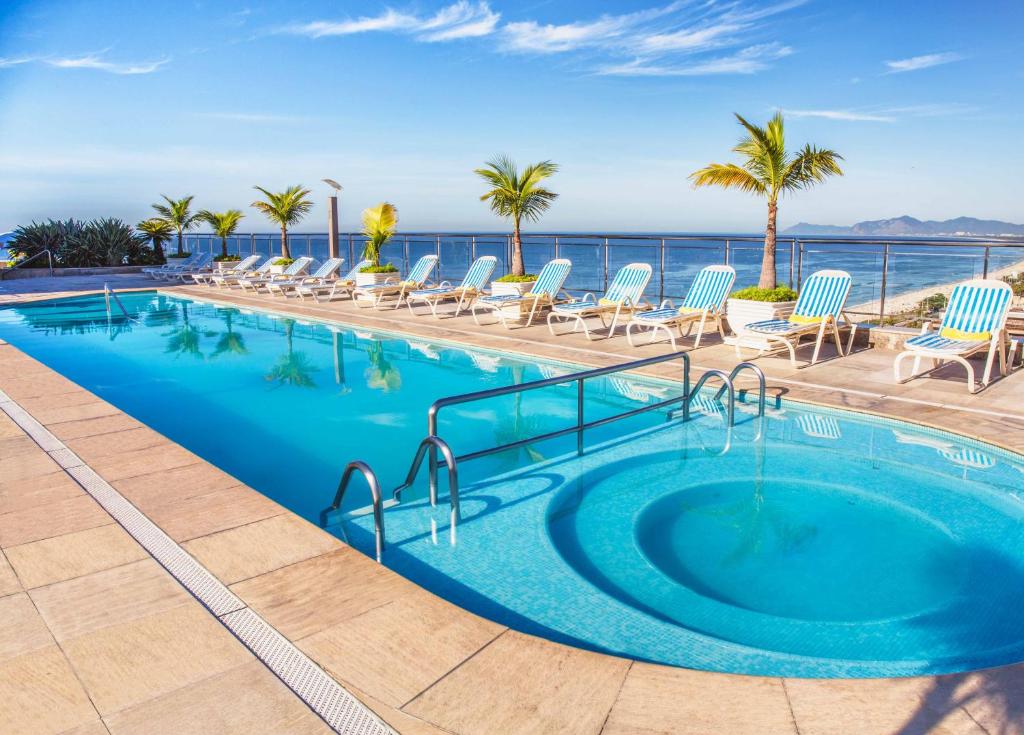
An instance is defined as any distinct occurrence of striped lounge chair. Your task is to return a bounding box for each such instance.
[353,254,439,309]
[143,252,200,279]
[191,254,261,285]
[738,269,853,367]
[210,257,274,288]
[407,255,498,318]
[163,252,213,281]
[894,279,1012,393]
[266,257,345,297]
[472,259,573,329]
[296,259,371,302]
[626,265,735,350]
[547,263,652,340]
[238,257,314,293]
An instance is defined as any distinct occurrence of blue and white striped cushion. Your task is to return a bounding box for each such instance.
[634,308,681,322]
[552,301,600,314]
[479,293,523,304]
[745,318,803,334]
[411,286,453,298]
[940,283,1012,335]
[682,268,735,310]
[793,272,852,319]
[904,333,988,353]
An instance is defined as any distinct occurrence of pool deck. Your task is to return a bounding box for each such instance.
[1,274,1023,734]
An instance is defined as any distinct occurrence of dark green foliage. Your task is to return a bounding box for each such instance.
[7,219,85,267]
[919,292,949,314]
[359,264,399,273]
[730,285,799,302]
[494,273,538,283]
[7,218,158,267]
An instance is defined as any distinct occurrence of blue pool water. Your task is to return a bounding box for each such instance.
[2,292,1024,677]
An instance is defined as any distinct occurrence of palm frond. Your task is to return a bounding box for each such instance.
[250,185,313,227]
[473,155,559,223]
[690,164,767,195]
[781,146,844,192]
[197,209,245,239]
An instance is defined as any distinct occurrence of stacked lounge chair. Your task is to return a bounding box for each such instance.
[237,256,314,293]
[547,262,652,340]
[210,257,274,288]
[266,257,345,297]
[295,260,371,302]
[142,253,200,279]
[191,254,261,285]
[407,255,498,318]
[162,252,213,281]
[353,254,439,309]
[894,279,1012,393]
[626,265,735,350]
[472,259,572,329]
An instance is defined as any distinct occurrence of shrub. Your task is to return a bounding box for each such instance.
[919,292,948,313]
[7,219,85,267]
[273,257,295,266]
[730,285,799,302]
[8,218,157,268]
[1003,273,1024,298]
[359,263,399,273]
[495,273,538,283]
[214,254,241,262]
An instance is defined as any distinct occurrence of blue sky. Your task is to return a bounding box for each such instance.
[1,0,1022,233]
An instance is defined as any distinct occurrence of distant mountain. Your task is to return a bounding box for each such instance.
[783,216,1024,238]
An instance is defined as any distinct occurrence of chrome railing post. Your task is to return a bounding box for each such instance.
[879,243,890,322]
[659,238,666,303]
[796,240,804,290]
[576,379,584,456]
[603,237,610,292]
[983,244,991,279]
[724,239,731,266]
[321,461,385,562]
[554,235,560,261]
[789,239,796,288]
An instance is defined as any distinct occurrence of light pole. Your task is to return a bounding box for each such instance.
[323,178,343,260]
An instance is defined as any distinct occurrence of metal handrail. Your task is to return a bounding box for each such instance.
[427,351,691,464]
[320,461,385,562]
[716,362,766,417]
[1,249,53,278]
[104,284,138,322]
[393,436,460,522]
[682,370,735,426]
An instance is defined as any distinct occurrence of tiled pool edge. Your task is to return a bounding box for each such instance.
[0,386,395,735]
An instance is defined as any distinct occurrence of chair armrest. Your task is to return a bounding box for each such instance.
[658,298,675,309]
[439,280,452,289]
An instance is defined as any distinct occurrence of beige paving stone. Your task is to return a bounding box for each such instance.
[0,412,23,438]
[30,559,192,642]
[300,591,504,707]
[0,449,61,483]
[231,547,421,640]
[65,426,169,461]
[111,460,241,508]
[784,676,986,735]
[183,512,341,584]
[0,494,112,548]
[0,550,21,596]
[0,434,39,456]
[144,484,283,541]
[61,603,253,715]
[58,721,110,735]
[48,413,145,441]
[87,443,199,482]
[5,524,148,589]
[348,683,452,735]
[947,667,1024,735]
[0,645,98,735]
[102,660,332,735]
[405,630,630,735]
[0,470,84,515]
[0,592,54,662]
[603,663,796,735]
[25,396,121,425]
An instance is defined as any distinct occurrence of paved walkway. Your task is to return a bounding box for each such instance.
[1,276,1023,734]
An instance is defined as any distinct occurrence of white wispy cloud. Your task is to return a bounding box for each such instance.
[0,56,35,68]
[782,103,976,123]
[784,109,895,122]
[884,52,963,74]
[283,1,498,42]
[600,43,792,77]
[46,53,169,75]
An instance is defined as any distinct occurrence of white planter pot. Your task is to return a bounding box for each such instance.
[269,264,288,275]
[490,280,536,297]
[724,299,797,350]
[356,271,397,287]
[215,261,240,271]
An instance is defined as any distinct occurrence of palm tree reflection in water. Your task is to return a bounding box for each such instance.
[163,302,212,360]
[364,340,401,392]
[212,311,247,358]
[265,320,317,389]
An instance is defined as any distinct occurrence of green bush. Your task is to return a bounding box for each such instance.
[214,254,241,262]
[359,263,399,273]
[7,219,84,267]
[8,218,156,267]
[495,273,538,283]
[730,285,799,302]
[273,257,295,266]
[919,292,948,313]
[1003,273,1024,298]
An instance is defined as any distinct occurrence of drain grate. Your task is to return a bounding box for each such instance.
[3,394,395,735]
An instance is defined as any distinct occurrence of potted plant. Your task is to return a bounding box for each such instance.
[270,257,294,275]
[357,203,400,287]
[198,209,244,268]
[251,184,313,259]
[724,285,798,347]
[474,155,558,292]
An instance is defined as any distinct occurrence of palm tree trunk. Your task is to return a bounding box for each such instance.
[154,239,164,261]
[176,230,183,257]
[759,200,778,290]
[280,226,291,259]
[220,236,228,258]
[511,218,525,276]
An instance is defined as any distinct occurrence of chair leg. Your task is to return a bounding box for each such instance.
[810,323,828,365]
[982,341,998,387]
[692,313,708,349]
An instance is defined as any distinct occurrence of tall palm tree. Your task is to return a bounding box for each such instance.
[152,195,200,257]
[474,156,558,276]
[197,209,245,258]
[250,185,313,259]
[691,113,843,289]
[360,203,398,268]
[136,218,174,260]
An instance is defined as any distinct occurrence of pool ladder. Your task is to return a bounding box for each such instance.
[321,355,766,562]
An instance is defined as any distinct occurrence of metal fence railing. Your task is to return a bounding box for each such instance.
[181,232,1024,324]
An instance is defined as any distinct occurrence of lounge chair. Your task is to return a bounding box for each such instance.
[472,259,573,329]
[163,252,214,281]
[353,254,439,309]
[266,257,345,297]
[295,259,371,302]
[238,257,314,293]
[142,253,200,279]
[210,257,274,288]
[407,256,498,318]
[191,254,261,285]
[626,265,736,350]
[736,269,853,367]
[547,262,652,340]
[894,279,1012,393]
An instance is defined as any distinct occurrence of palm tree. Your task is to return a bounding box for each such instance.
[136,218,174,260]
[360,203,398,268]
[197,209,245,258]
[474,155,558,276]
[250,185,313,259]
[152,195,200,257]
[690,113,843,289]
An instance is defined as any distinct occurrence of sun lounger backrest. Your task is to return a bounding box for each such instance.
[251,258,276,274]
[406,254,438,285]
[532,259,572,297]
[343,260,372,281]
[284,257,314,276]
[603,263,652,304]
[191,252,213,269]
[939,280,1012,337]
[682,265,736,310]
[793,270,852,319]
[461,256,498,289]
[310,257,344,279]
[232,255,261,272]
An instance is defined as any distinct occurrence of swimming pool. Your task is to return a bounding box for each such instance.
[2,291,1023,678]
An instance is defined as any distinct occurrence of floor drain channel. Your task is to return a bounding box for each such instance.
[1,396,395,735]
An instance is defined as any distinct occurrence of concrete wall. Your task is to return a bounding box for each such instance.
[0,265,149,280]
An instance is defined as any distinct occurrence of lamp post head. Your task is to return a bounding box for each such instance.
[322,178,343,193]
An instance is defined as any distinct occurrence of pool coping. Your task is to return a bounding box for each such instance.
[1,287,1023,733]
